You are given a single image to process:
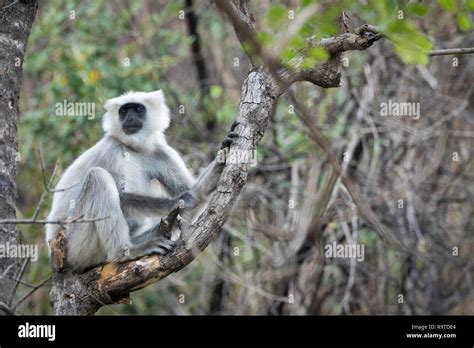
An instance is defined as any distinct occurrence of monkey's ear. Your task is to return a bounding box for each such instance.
[104,98,119,112]
[147,90,166,104]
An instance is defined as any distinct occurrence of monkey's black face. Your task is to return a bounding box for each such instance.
[119,103,146,135]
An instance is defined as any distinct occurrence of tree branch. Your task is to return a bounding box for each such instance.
[429,47,474,56]
[216,1,383,91]
[0,301,15,316]
[0,216,110,225]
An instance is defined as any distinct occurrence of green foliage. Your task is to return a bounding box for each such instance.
[438,0,474,31]
[439,0,457,12]
[266,4,288,30]
[407,3,430,16]
[209,85,223,99]
[258,0,440,68]
[308,47,329,61]
[457,11,473,30]
[21,0,191,168]
[261,0,471,68]
[384,20,433,65]
[467,0,474,11]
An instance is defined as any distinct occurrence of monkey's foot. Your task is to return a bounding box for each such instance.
[177,192,198,210]
[146,237,176,256]
[117,238,176,263]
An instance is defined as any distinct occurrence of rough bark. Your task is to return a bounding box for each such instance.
[49,0,382,315]
[0,0,38,315]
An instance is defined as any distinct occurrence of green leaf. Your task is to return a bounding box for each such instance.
[280,47,296,63]
[438,0,457,12]
[256,31,273,47]
[216,103,235,123]
[384,20,433,65]
[266,5,288,24]
[301,57,317,69]
[280,35,306,65]
[308,47,329,61]
[466,0,474,11]
[407,3,430,16]
[209,85,223,99]
[457,11,472,30]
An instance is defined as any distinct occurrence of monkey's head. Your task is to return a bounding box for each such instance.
[102,90,170,150]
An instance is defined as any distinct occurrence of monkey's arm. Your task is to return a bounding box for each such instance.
[152,131,237,199]
[150,145,196,197]
[190,159,225,199]
[156,133,238,200]
[119,192,196,218]
[190,131,238,199]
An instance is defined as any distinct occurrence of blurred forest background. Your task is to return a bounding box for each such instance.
[14,0,473,314]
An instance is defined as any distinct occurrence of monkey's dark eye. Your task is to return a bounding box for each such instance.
[136,105,145,114]
[119,108,127,117]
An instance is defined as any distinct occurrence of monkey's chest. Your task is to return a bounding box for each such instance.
[119,164,168,197]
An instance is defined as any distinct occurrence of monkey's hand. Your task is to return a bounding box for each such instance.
[220,130,239,151]
[216,122,239,174]
[177,191,198,210]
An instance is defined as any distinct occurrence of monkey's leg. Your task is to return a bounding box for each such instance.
[116,238,176,263]
[68,167,174,270]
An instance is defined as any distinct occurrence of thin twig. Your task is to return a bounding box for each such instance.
[13,277,52,310]
[429,47,474,56]
[32,157,59,220]
[9,154,58,305]
[4,275,37,288]
[37,149,79,193]
[1,0,18,10]
[0,216,109,225]
[0,301,15,315]
[9,256,30,306]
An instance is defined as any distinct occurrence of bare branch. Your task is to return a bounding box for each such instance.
[317,24,383,53]
[0,216,109,225]
[32,155,59,220]
[285,91,411,252]
[429,47,474,56]
[38,149,79,193]
[12,277,51,311]
[0,0,18,10]
[217,1,383,90]
[0,301,15,315]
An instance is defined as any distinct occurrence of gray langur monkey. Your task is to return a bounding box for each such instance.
[46,90,235,272]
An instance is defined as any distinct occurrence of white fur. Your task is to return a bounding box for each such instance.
[45,89,218,271]
[102,90,170,152]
